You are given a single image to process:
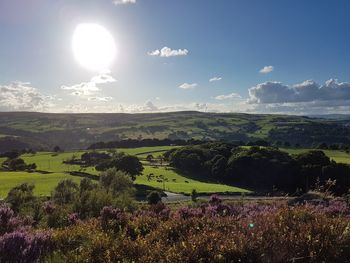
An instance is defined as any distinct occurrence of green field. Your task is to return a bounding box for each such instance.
[281,148,350,164]
[2,111,349,151]
[135,165,248,194]
[1,146,350,198]
[0,145,248,197]
[0,172,81,198]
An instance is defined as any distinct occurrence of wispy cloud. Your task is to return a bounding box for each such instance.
[209,77,222,82]
[214,93,242,100]
[259,65,274,74]
[61,72,116,97]
[148,47,189,57]
[113,0,136,5]
[179,83,197,89]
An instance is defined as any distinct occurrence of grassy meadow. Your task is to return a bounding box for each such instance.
[0,172,81,197]
[1,145,350,198]
[0,145,247,198]
[282,148,350,164]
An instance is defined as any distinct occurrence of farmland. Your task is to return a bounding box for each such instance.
[1,112,350,152]
[0,145,248,198]
[1,145,350,198]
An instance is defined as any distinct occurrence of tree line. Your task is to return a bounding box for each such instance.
[165,142,350,195]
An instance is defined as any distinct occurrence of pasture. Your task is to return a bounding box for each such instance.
[0,145,248,197]
[281,148,350,164]
[1,145,350,198]
[135,165,248,194]
[0,172,81,197]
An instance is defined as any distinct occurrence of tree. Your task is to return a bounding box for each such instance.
[53,146,62,152]
[99,168,135,197]
[7,158,27,171]
[211,155,227,178]
[96,155,143,180]
[6,183,35,213]
[52,179,79,204]
[147,191,162,205]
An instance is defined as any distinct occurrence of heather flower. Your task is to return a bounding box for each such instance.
[0,230,52,263]
[42,201,56,215]
[175,207,204,219]
[208,194,222,205]
[0,205,32,235]
[100,206,128,231]
[67,213,80,225]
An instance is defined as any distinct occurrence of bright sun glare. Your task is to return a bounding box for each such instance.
[72,23,116,72]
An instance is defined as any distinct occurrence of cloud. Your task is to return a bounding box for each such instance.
[88,96,113,102]
[248,79,350,104]
[61,72,116,97]
[122,101,159,113]
[0,81,51,111]
[148,47,188,57]
[214,93,242,100]
[179,83,197,89]
[209,77,222,82]
[259,65,274,74]
[113,0,136,5]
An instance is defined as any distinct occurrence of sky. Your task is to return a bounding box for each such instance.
[1,0,350,115]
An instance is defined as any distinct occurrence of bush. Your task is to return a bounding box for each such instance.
[51,201,350,262]
[191,189,198,202]
[6,183,36,213]
[52,179,79,205]
[147,191,162,205]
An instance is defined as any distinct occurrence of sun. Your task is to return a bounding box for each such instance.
[72,23,117,72]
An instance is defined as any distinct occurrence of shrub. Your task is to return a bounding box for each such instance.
[6,183,36,213]
[0,230,52,263]
[191,189,198,202]
[52,179,79,205]
[147,191,162,205]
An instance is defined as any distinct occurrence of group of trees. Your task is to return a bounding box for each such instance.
[165,142,350,194]
[88,138,205,150]
[63,151,143,180]
[1,150,37,171]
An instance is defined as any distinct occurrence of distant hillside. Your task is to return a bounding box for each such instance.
[0,111,349,151]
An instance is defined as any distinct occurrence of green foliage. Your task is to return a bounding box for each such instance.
[6,183,36,213]
[294,150,331,166]
[147,191,162,205]
[3,158,36,171]
[167,143,350,194]
[96,153,143,179]
[52,179,79,205]
[191,189,198,202]
[51,202,350,262]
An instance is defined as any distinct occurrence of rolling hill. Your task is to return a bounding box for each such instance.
[0,111,349,151]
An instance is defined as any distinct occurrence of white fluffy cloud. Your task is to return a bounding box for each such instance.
[113,0,136,5]
[248,79,350,104]
[148,47,189,57]
[259,65,274,74]
[0,81,51,111]
[245,79,350,114]
[61,72,116,98]
[214,93,242,100]
[179,83,197,89]
[209,77,222,82]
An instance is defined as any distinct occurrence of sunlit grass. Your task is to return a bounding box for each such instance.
[0,172,81,198]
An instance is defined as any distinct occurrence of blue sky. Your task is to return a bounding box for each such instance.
[1,0,350,114]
